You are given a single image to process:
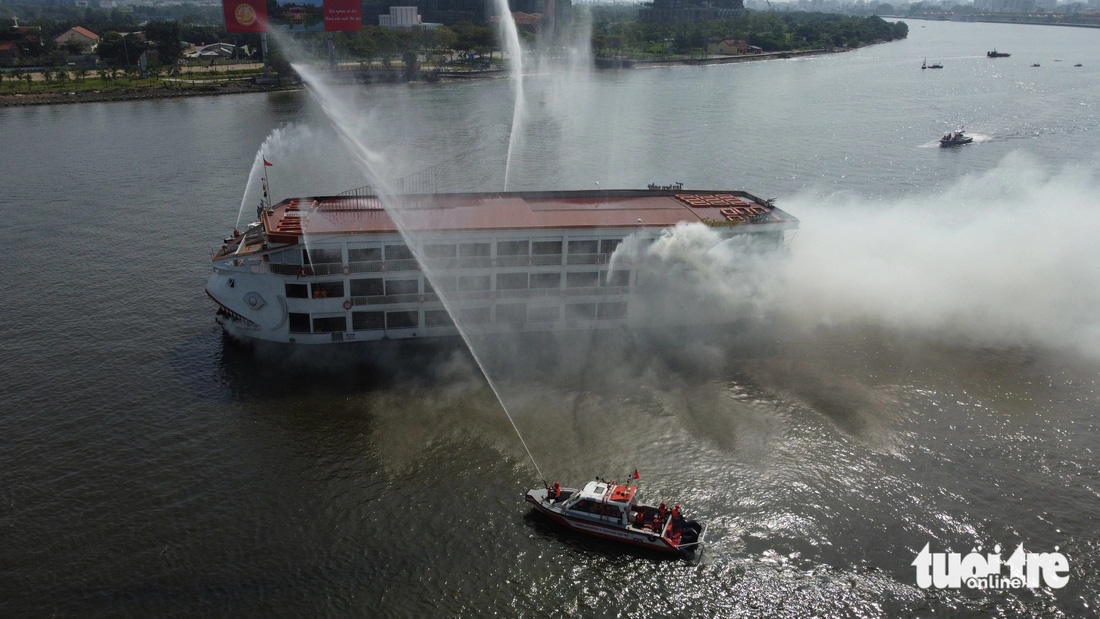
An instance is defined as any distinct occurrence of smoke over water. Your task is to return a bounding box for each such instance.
[773,153,1100,358]
[237,34,1099,470]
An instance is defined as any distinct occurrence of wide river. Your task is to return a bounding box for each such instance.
[2,19,1099,616]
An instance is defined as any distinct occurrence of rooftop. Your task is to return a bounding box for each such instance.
[262,189,794,244]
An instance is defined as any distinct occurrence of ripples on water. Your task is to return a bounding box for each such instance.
[2,20,1099,617]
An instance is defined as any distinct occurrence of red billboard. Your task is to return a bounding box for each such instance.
[324,0,362,31]
[223,0,268,33]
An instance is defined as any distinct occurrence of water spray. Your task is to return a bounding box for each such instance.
[274,47,550,484]
[495,0,526,191]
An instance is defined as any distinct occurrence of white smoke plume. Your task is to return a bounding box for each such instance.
[778,153,1100,357]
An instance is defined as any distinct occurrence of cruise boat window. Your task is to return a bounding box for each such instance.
[568,240,598,255]
[598,302,628,320]
[496,303,527,323]
[532,240,562,255]
[304,247,342,264]
[458,307,491,325]
[425,276,456,293]
[566,271,600,288]
[348,247,381,263]
[459,242,490,257]
[497,240,529,256]
[385,311,418,329]
[603,270,631,287]
[352,311,385,331]
[565,303,597,320]
[600,239,622,254]
[422,244,457,258]
[289,313,311,333]
[496,272,529,290]
[312,282,344,298]
[458,275,491,291]
[270,250,295,264]
[424,310,454,327]
[312,316,347,333]
[350,278,384,297]
[285,283,309,299]
[528,306,560,322]
[385,245,414,261]
[385,279,418,296]
[530,273,561,289]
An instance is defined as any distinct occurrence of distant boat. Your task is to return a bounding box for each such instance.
[940,130,974,147]
[987,50,1010,58]
[1075,63,1083,67]
[922,58,943,69]
[1031,63,1040,67]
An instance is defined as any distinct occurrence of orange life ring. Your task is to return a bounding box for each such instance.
[298,267,308,278]
[343,299,353,310]
[342,265,351,275]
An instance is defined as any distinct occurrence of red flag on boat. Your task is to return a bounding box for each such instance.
[263,158,273,167]
[633,469,639,480]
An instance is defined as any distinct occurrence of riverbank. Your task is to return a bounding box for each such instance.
[0,47,838,107]
[0,80,300,107]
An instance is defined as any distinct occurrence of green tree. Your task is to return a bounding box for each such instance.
[166,61,181,88]
[97,31,145,67]
[62,40,86,55]
[452,21,495,59]
[356,36,378,68]
[144,20,182,66]
[430,26,457,63]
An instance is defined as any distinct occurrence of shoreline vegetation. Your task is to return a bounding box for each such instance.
[0,47,844,108]
[1,10,908,107]
[0,46,853,107]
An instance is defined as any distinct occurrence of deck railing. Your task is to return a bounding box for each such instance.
[264,252,631,279]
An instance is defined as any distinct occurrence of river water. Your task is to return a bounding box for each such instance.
[2,20,1099,616]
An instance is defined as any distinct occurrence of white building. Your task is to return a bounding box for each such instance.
[379,6,421,28]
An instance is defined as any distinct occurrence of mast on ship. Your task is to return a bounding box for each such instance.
[258,154,274,218]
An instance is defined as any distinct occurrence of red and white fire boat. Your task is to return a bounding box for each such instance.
[525,478,707,559]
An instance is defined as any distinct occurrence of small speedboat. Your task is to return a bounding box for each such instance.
[526,478,707,558]
[940,130,974,147]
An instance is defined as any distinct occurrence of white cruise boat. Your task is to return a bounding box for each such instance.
[205,186,798,345]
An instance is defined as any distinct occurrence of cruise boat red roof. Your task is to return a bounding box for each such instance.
[262,189,792,243]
